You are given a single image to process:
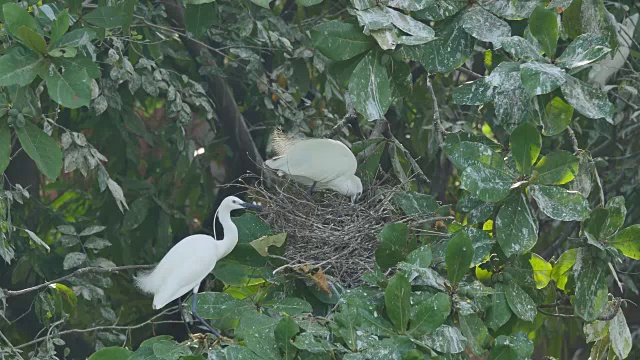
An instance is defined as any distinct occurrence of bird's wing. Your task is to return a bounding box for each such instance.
[134,235,219,309]
[268,139,357,183]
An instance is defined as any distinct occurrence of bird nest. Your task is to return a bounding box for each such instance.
[239,175,433,288]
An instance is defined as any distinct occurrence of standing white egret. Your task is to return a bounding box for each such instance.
[265,129,363,202]
[134,196,262,336]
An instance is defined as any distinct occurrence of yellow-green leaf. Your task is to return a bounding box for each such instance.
[529,253,552,289]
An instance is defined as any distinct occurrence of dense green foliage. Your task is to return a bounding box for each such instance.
[0,0,639,359]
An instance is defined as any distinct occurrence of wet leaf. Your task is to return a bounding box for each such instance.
[275,316,299,360]
[385,272,411,333]
[499,36,544,61]
[603,196,626,237]
[15,121,63,181]
[375,222,413,269]
[444,141,505,171]
[237,312,280,359]
[542,97,573,136]
[452,78,494,105]
[496,193,538,257]
[84,6,127,28]
[461,6,510,45]
[530,184,589,221]
[561,76,614,122]
[467,228,495,267]
[574,249,608,322]
[121,198,150,231]
[533,150,579,185]
[311,20,373,61]
[510,122,541,176]
[445,230,473,285]
[264,297,312,316]
[505,281,537,321]
[486,283,512,331]
[250,233,287,256]
[348,51,391,121]
[520,62,566,96]
[413,0,465,21]
[423,325,465,354]
[459,313,489,355]
[461,165,514,202]
[88,347,132,360]
[409,292,450,336]
[529,253,552,289]
[529,6,558,57]
[385,7,434,39]
[63,252,87,270]
[608,225,640,260]
[478,0,541,19]
[556,33,610,69]
[609,309,632,359]
[0,121,10,174]
[405,245,432,268]
[24,229,50,252]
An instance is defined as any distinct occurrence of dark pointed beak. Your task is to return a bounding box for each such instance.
[242,201,263,211]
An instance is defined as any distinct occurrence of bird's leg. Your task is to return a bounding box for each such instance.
[190,292,222,338]
[307,181,317,199]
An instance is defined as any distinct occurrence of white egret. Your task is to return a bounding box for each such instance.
[134,196,262,336]
[265,129,363,202]
[589,14,639,87]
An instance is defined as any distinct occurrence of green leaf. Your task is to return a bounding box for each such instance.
[310,20,373,61]
[423,325,465,354]
[461,165,513,202]
[184,0,215,4]
[54,56,101,79]
[413,0,465,21]
[0,121,11,174]
[375,222,413,269]
[348,51,391,121]
[529,253,552,289]
[237,312,280,359]
[574,249,608,322]
[275,316,299,360]
[499,36,544,61]
[385,272,411,333]
[400,14,474,73]
[250,0,271,8]
[452,78,494,105]
[496,193,538,257]
[2,3,37,36]
[52,28,96,49]
[297,0,322,6]
[250,233,286,256]
[510,122,541,176]
[520,62,566,96]
[17,26,47,54]
[264,297,312,316]
[486,282,512,331]
[405,245,432,268]
[63,251,87,269]
[44,67,91,109]
[83,6,127,28]
[15,121,62,181]
[467,227,495,267]
[478,0,540,20]
[562,0,617,48]
[185,3,216,39]
[0,47,47,86]
[409,292,450,337]
[603,196,626,237]
[608,225,640,260]
[551,248,577,290]
[533,150,579,185]
[529,6,558,57]
[121,197,150,231]
[491,333,534,359]
[445,230,473,285]
[88,347,133,360]
[459,313,489,356]
[504,281,537,321]
[196,292,253,324]
[560,76,614,122]
[542,96,573,136]
[609,309,632,359]
[444,141,505,171]
[50,9,69,45]
[391,191,438,215]
[556,33,610,69]
[24,229,50,252]
[461,6,510,45]
[529,184,589,221]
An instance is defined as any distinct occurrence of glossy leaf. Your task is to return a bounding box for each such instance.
[275,316,299,360]
[461,6,510,45]
[574,249,608,322]
[533,151,579,185]
[510,122,541,176]
[385,7,434,40]
[496,193,538,257]
[185,3,216,39]
[409,292,450,336]
[542,97,573,136]
[310,20,373,61]
[520,62,566,96]
[609,309,632,359]
[467,227,495,267]
[52,28,96,49]
[603,196,626,237]
[478,0,540,20]
[556,33,610,69]
[63,252,87,269]
[413,0,465,21]
[529,6,558,57]
[461,165,514,202]
[530,184,589,221]
[83,6,128,28]
[88,347,133,360]
[505,281,537,321]
[264,297,312,316]
[236,312,280,360]
[121,198,149,231]
[375,222,413,269]
[385,272,411,333]
[445,230,473,285]
[44,67,91,109]
[423,325,465,354]
[459,313,489,356]
[2,3,37,36]
[50,9,70,45]
[486,283,512,331]
[529,253,552,289]
[452,78,494,105]
[296,0,322,6]
[348,51,391,121]
[444,141,505,171]
[17,26,47,54]
[0,47,46,87]
[196,292,253,324]
[499,36,544,61]
[15,121,63,181]
[608,225,640,260]
[405,245,432,268]
[560,76,614,122]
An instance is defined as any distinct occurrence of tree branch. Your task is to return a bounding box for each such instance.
[323,93,357,139]
[389,135,430,184]
[426,76,447,145]
[456,66,483,80]
[1,265,154,298]
[566,126,580,153]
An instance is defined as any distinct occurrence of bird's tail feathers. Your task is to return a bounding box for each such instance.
[272,128,302,155]
[265,156,287,172]
[133,267,160,295]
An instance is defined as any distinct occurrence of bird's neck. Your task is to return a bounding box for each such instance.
[216,209,239,260]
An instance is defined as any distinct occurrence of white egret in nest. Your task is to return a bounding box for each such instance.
[134,196,262,336]
[265,129,363,203]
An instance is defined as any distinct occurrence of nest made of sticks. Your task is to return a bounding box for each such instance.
[239,173,435,288]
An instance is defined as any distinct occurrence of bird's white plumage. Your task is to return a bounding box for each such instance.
[589,14,639,87]
[134,196,254,310]
[265,130,362,201]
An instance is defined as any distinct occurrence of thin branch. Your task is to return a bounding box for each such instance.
[541,222,580,259]
[456,66,483,80]
[426,76,447,144]
[1,265,154,298]
[566,126,580,154]
[389,135,430,184]
[15,307,181,350]
[323,94,357,139]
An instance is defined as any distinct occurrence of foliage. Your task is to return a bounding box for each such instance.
[0,0,639,359]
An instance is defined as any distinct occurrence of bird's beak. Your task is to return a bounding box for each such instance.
[242,201,263,211]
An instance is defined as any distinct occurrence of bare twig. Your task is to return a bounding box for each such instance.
[324,94,357,139]
[566,126,580,154]
[1,265,154,298]
[389,135,430,184]
[426,76,447,144]
[456,67,483,80]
